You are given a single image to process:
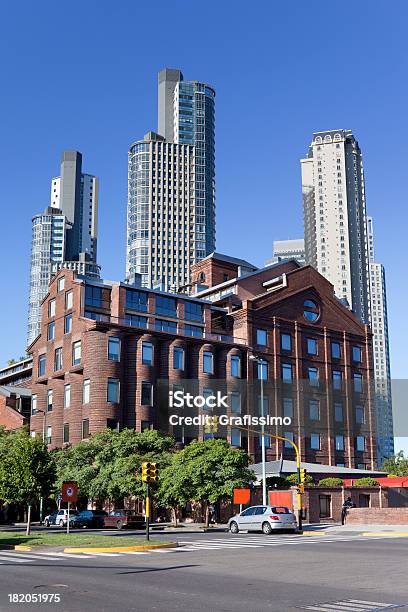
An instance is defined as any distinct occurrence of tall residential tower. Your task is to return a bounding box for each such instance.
[126,69,215,290]
[301,130,370,324]
[27,152,99,346]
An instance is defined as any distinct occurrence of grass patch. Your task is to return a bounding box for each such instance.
[0,531,168,548]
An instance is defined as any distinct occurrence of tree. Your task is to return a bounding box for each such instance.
[317,477,343,487]
[381,451,408,477]
[0,429,55,534]
[159,439,255,527]
[53,428,176,506]
[354,477,379,487]
[286,473,314,486]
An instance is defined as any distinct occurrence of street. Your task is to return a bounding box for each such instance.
[0,531,407,612]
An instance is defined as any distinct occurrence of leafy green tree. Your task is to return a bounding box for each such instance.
[0,429,55,534]
[317,477,343,487]
[286,473,314,486]
[265,476,289,490]
[354,477,379,487]
[381,451,408,477]
[159,439,255,527]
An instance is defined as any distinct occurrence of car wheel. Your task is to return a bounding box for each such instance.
[229,521,239,534]
[59,519,64,527]
[262,522,273,535]
[116,520,124,530]
[44,519,50,528]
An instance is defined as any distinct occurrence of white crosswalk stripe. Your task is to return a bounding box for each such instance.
[298,598,403,611]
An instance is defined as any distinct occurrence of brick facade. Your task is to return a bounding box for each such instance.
[28,258,377,469]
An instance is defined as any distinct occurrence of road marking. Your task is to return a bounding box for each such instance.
[85,552,121,557]
[35,552,94,559]
[298,598,404,611]
[0,555,31,563]
[0,551,61,561]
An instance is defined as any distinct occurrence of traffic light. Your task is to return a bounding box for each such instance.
[142,462,158,483]
[204,416,219,434]
[300,468,307,484]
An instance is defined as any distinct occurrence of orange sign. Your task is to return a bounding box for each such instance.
[233,488,251,505]
[62,481,78,503]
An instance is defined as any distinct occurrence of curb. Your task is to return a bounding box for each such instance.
[64,542,178,553]
[0,545,32,551]
[362,532,408,537]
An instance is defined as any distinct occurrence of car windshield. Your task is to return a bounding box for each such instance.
[271,506,290,514]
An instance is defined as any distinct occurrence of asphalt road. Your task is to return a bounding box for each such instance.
[0,531,407,612]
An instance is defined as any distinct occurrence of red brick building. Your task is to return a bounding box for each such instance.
[28,254,376,468]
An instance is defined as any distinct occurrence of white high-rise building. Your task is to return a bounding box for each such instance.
[301,130,370,324]
[367,217,394,462]
[266,239,305,266]
[27,152,99,346]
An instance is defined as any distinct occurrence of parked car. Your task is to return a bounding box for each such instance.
[103,510,146,530]
[228,505,297,534]
[44,509,79,527]
[73,510,108,529]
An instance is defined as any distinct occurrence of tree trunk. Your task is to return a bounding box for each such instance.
[205,502,210,528]
[26,505,31,536]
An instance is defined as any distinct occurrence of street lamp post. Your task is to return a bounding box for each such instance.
[36,408,47,525]
[249,354,267,506]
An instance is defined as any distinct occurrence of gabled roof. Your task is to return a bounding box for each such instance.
[250,460,384,478]
[199,252,258,270]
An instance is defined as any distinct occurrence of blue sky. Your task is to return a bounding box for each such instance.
[0,1,407,441]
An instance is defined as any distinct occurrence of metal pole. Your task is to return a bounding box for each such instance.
[67,502,70,535]
[146,483,150,541]
[39,410,47,525]
[260,361,267,506]
[297,460,303,533]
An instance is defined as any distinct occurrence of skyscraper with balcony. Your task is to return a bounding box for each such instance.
[301,130,370,324]
[367,217,394,462]
[27,152,99,346]
[126,69,215,291]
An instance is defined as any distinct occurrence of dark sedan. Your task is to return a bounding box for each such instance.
[71,510,108,529]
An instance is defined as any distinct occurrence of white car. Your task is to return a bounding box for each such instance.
[228,505,297,534]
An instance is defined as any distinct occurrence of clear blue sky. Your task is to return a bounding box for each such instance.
[0,1,406,439]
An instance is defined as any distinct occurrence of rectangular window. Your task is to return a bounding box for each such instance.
[259,434,271,448]
[64,384,71,408]
[284,432,294,448]
[184,301,203,322]
[332,370,342,390]
[63,423,70,444]
[48,299,56,318]
[107,378,120,403]
[83,379,90,404]
[65,290,73,310]
[334,402,343,422]
[283,397,293,418]
[142,342,153,365]
[141,381,153,405]
[57,277,65,292]
[231,428,241,446]
[125,314,147,328]
[352,346,362,363]
[307,338,317,355]
[156,295,177,317]
[309,399,320,420]
[184,324,203,338]
[282,363,292,382]
[173,347,185,370]
[203,352,214,374]
[47,389,53,412]
[230,392,241,413]
[354,373,363,393]
[72,341,81,366]
[31,394,37,415]
[64,314,72,334]
[308,367,319,386]
[331,342,341,359]
[203,388,214,412]
[155,319,177,333]
[356,436,365,452]
[335,435,344,451]
[85,285,103,307]
[281,333,292,351]
[256,329,267,346]
[310,434,321,450]
[319,495,331,518]
[108,337,121,362]
[356,405,365,424]
[141,421,151,432]
[257,395,269,416]
[46,426,52,445]
[231,355,241,378]
[38,354,46,377]
[82,419,90,439]
[47,321,55,341]
[54,347,63,371]
[257,359,268,380]
[126,289,148,312]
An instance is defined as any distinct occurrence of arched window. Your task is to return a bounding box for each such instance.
[324,135,332,143]
[314,136,322,144]
[334,133,341,142]
[303,299,320,322]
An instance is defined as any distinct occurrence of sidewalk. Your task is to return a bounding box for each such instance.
[303,523,408,536]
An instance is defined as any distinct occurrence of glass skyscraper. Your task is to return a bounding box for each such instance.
[126,69,215,290]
